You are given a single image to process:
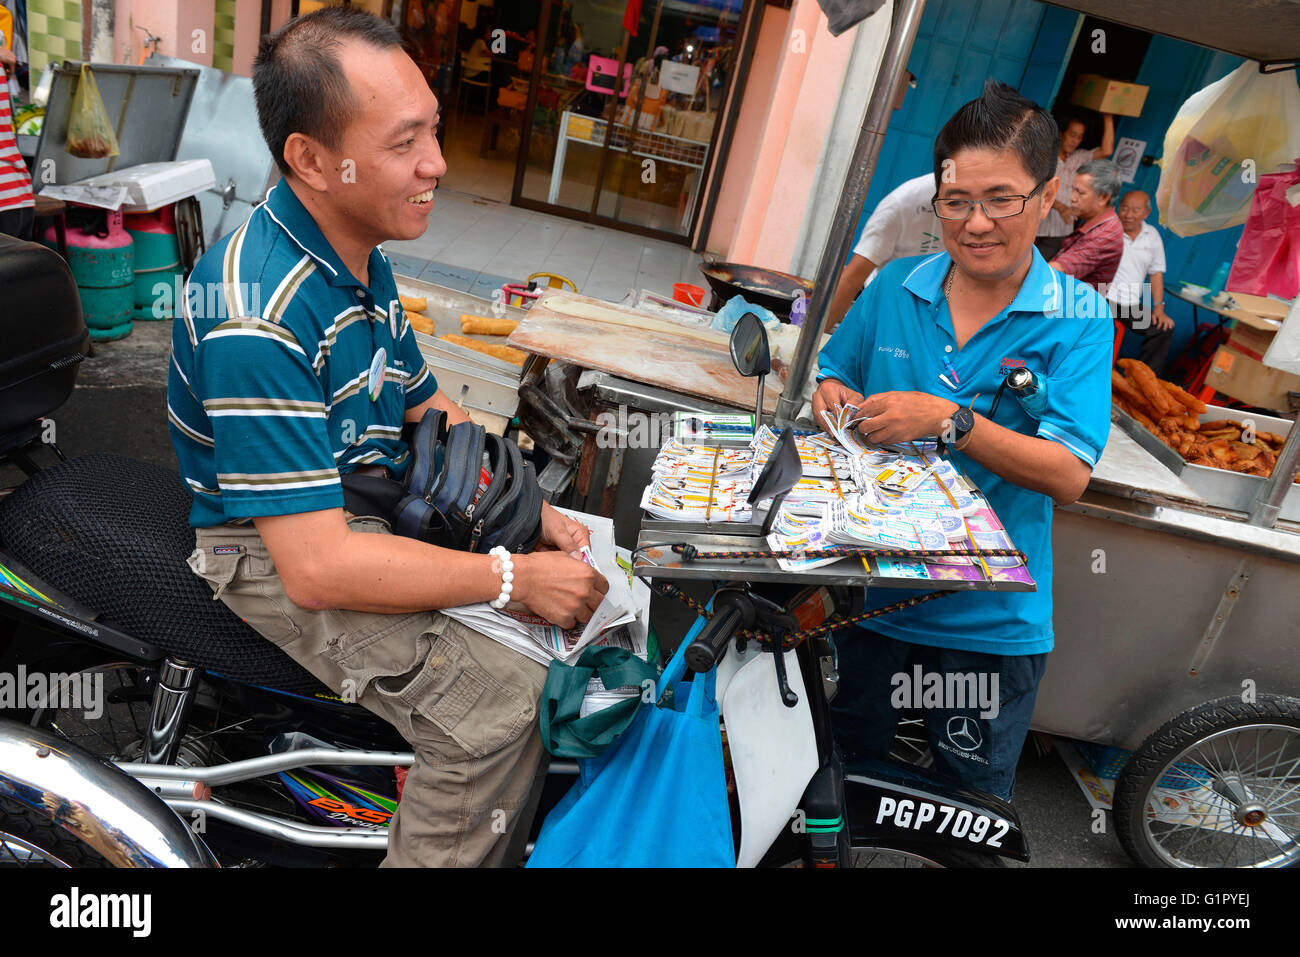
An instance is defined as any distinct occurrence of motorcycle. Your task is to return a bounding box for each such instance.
[0,235,1027,868]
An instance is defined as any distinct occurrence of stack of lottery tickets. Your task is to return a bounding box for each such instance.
[641,414,1023,578]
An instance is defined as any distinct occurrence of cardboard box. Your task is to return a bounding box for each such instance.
[1204,309,1300,411]
[1071,74,1149,117]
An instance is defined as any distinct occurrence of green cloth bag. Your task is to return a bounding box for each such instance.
[539,645,658,759]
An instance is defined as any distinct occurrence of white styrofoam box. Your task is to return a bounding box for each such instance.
[73,159,216,211]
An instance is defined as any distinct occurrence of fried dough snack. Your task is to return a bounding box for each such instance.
[408,311,436,335]
[1118,358,1180,417]
[1160,379,1208,415]
[1111,359,1296,482]
[460,314,519,336]
[439,334,528,365]
[1112,371,1151,415]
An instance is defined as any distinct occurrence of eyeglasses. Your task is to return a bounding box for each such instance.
[931,180,1048,221]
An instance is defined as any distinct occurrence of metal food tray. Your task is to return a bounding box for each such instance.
[414,331,522,419]
[1111,402,1299,520]
[415,331,527,379]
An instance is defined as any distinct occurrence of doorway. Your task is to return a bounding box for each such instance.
[401,1,539,203]
[512,0,747,242]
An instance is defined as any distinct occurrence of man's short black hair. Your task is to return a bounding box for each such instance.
[254,6,404,177]
[933,79,1059,191]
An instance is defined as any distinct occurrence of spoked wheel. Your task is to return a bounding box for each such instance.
[0,831,70,867]
[889,710,935,768]
[31,662,158,760]
[0,796,113,868]
[1115,695,1300,868]
[29,662,301,840]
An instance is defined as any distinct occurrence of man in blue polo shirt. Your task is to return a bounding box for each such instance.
[814,81,1112,800]
[168,7,607,867]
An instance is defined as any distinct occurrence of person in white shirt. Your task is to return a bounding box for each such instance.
[827,172,942,329]
[1034,112,1114,261]
[1107,189,1174,374]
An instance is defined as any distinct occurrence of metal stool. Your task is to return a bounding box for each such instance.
[33,193,68,259]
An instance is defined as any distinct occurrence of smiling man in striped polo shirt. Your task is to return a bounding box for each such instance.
[168,6,607,867]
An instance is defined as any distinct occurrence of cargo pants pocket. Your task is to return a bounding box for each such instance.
[188,536,303,646]
[357,620,540,760]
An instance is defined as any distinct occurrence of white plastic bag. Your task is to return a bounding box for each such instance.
[1156,63,1300,236]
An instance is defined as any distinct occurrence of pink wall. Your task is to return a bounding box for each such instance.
[705,4,788,257]
[725,0,858,273]
[178,1,216,68]
[114,0,212,67]
[233,0,264,76]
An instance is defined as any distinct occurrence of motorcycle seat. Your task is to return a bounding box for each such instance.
[0,453,330,698]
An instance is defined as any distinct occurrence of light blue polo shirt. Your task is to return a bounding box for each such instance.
[818,248,1113,656]
[168,181,440,527]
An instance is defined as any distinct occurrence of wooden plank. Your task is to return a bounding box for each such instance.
[507,291,783,413]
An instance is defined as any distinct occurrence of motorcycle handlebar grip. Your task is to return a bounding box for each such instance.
[684,604,745,673]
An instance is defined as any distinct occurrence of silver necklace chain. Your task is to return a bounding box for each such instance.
[945,264,1015,311]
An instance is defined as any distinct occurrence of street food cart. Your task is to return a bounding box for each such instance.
[480,0,1300,866]
[760,0,1300,868]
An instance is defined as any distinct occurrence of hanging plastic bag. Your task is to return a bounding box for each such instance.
[1156,63,1300,237]
[527,620,735,868]
[815,0,888,36]
[1226,167,1300,300]
[538,645,658,759]
[65,63,120,159]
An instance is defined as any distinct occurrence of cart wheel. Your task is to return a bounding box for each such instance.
[1114,694,1300,868]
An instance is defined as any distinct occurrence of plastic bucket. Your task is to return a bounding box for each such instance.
[673,282,706,307]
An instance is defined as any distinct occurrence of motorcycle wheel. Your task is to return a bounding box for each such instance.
[0,795,112,868]
[30,661,159,760]
[889,710,935,768]
[1113,694,1300,868]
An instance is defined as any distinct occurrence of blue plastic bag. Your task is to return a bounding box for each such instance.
[527,621,735,868]
[711,295,779,334]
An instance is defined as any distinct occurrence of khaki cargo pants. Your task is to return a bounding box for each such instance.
[187,516,549,867]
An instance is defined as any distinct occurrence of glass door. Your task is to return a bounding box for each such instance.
[514,0,746,241]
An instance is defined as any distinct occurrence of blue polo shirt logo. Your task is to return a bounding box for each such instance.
[876,345,911,360]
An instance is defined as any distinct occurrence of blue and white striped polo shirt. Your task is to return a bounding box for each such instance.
[168,181,439,528]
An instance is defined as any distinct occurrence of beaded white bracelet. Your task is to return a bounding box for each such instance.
[489,545,514,609]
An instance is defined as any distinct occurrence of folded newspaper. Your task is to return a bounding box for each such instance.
[441,509,650,669]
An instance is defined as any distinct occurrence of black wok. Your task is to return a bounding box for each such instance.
[697,261,814,320]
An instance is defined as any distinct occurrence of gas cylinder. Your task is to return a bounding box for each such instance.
[46,207,135,341]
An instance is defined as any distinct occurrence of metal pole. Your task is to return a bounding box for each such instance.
[589,30,634,218]
[774,0,927,424]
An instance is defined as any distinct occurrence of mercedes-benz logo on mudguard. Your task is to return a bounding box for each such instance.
[946,715,983,752]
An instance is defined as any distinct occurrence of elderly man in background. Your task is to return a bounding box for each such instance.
[1050,159,1124,291]
[1107,189,1174,375]
[1035,112,1114,260]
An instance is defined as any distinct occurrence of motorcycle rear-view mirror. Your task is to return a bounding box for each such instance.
[729,312,770,427]
[748,426,801,536]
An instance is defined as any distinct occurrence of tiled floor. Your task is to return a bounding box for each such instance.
[383,187,707,304]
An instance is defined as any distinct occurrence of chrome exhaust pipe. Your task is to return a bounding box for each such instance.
[0,718,217,867]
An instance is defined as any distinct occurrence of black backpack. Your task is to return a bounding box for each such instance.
[340,409,543,554]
